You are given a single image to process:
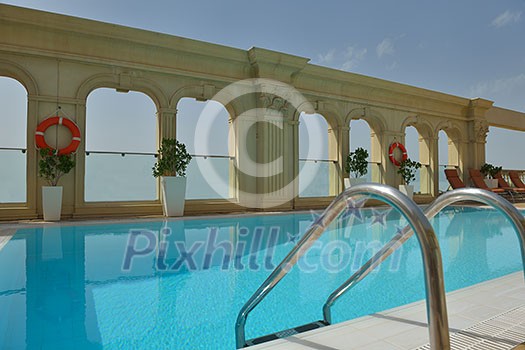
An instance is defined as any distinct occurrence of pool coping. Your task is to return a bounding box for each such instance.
[0,202,511,232]
[251,271,525,349]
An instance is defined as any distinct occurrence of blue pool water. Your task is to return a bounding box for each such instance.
[0,207,523,349]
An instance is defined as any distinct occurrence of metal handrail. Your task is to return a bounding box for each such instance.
[323,188,525,330]
[235,183,450,349]
[0,147,26,153]
[84,150,234,159]
[299,158,337,163]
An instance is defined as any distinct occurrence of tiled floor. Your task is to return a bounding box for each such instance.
[254,272,525,350]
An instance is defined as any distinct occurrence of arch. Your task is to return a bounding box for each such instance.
[84,87,158,202]
[176,97,233,200]
[0,59,38,96]
[401,115,434,194]
[436,120,464,192]
[435,120,464,142]
[170,83,240,119]
[401,115,433,139]
[76,73,168,110]
[313,101,344,130]
[346,107,385,183]
[298,111,334,197]
[0,75,28,203]
[345,107,386,134]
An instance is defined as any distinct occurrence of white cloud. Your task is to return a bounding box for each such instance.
[469,73,525,96]
[317,49,336,64]
[341,46,367,71]
[468,73,525,111]
[491,10,522,28]
[376,38,395,58]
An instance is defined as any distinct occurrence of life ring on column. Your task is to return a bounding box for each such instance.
[35,116,81,155]
[389,142,408,166]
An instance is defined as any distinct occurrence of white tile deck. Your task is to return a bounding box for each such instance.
[254,272,525,350]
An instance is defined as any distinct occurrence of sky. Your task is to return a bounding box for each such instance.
[1,0,525,168]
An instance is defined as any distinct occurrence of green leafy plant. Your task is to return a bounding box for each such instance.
[397,158,421,185]
[152,138,192,177]
[38,148,76,186]
[480,163,502,179]
[345,147,369,178]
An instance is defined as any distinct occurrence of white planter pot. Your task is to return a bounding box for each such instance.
[344,177,366,189]
[398,185,414,200]
[484,179,498,189]
[161,176,187,217]
[42,186,63,221]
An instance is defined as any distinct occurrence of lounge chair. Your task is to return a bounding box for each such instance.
[509,171,525,190]
[469,169,515,202]
[444,168,466,189]
[494,171,525,201]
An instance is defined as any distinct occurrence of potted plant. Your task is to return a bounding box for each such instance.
[38,148,76,221]
[480,163,501,188]
[153,138,192,217]
[397,158,421,199]
[344,147,369,188]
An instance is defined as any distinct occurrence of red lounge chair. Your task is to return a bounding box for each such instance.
[469,169,515,202]
[444,169,466,189]
[509,171,525,190]
[495,171,525,201]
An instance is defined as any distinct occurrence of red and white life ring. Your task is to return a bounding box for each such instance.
[35,116,81,155]
[389,142,408,166]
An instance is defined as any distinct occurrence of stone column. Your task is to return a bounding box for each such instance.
[289,120,300,206]
[465,98,493,172]
[467,119,489,170]
[329,125,348,194]
[381,131,405,188]
[231,112,258,208]
[157,108,177,143]
[425,136,439,196]
[254,93,292,208]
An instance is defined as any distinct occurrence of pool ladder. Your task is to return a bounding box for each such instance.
[235,184,525,350]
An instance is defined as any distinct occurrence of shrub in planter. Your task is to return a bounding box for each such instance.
[344,147,369,188]
[153,138,192,216]
[38,148,76,221]
[397,158,421,199]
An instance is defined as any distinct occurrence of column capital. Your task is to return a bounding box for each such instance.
[471,119,489,143]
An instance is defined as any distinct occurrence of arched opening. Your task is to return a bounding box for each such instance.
[438,129,460,192]
[85,88,157,202]
[349,119,381,183]
[0,77,27,203]
[405,126,421,192]
[404,124,433,195]
[298,112,332,197]
[176,98,233,199]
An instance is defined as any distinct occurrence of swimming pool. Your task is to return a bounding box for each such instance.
[0,207,523,349]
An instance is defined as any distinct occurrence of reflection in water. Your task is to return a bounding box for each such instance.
[0,208,522,349]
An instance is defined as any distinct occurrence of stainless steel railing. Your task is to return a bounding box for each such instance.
[323,188,525,331]
[235,183,450,349]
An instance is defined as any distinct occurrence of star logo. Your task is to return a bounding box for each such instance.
[286,232,301,245]
[369,208,391,228]
[309,209,328,229]
[340,197,368,222]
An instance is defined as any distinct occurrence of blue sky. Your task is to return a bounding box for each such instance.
[1,0,525,168]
